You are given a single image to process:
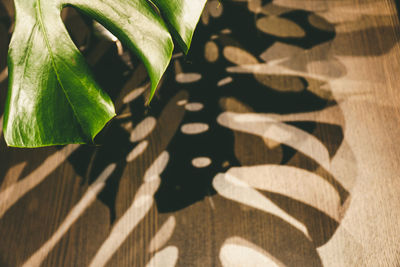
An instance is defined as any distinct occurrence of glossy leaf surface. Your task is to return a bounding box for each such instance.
[150,0,207,53]
[3,0,206,147]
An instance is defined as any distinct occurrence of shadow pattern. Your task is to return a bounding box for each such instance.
[5,0,395,266]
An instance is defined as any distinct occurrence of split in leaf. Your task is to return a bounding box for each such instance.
[3,0,206,147]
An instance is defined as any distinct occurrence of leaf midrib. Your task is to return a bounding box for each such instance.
[35,0,87,137]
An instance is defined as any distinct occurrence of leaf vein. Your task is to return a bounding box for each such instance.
[35,0,86,137]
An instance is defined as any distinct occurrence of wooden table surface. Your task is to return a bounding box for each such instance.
[1,0,400,266]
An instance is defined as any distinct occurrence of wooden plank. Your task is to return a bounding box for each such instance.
[1,0,400,266]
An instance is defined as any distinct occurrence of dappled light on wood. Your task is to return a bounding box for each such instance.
[1,0,400,266]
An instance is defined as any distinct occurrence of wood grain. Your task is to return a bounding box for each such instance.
[1,0,400,266]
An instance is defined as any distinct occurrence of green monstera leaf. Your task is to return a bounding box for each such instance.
[3,0,206,147]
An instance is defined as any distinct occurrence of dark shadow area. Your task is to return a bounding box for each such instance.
[149,2,351,265]
[394,0,400,23]
[263,191,339,247]
[0,0,10,115]
[151,0,348,210]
